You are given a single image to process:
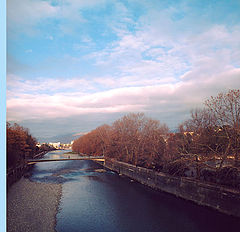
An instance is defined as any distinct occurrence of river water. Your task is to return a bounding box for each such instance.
[30,150,240,232]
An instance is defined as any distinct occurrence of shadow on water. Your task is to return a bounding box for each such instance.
[29,151,240,232]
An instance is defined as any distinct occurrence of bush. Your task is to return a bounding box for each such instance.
[163,160,189,177]
[216,166,240,189]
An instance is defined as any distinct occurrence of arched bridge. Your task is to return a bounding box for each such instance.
[27,156,105,165]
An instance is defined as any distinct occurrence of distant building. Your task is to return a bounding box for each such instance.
[36,143,41,148]
[49,142,61,149]
[61,143,72,149]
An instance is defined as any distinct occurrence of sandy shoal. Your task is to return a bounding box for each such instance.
[7,177,62,232]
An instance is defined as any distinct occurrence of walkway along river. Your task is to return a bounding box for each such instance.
[17,150,240,231]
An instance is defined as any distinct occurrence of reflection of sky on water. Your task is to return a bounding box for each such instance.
[30,150,113,184]
[41,150,83,160]
[29,150,240,232]
[43,149,72,159]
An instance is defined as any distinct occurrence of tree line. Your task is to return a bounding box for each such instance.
[72,89,240,188]
[7,123,54,170]
[73,113,169,169]
[7,123,37,169]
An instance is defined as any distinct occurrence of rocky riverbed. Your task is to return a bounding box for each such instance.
[7,177,62,232]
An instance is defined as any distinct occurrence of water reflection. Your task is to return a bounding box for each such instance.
[30,150,240,232]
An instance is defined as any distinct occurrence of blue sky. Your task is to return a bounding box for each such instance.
[7,0,240,140]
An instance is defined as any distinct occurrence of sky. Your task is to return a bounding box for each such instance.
[7,0,240,141]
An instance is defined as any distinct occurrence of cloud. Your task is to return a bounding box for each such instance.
[7,0,108,36]
[7,68,240,126]
[86,21,240,86]
[25,49,32,53]
[65,0,107,8]
[46,35,54,40]
[7,0,59,35]
[6,0,240,138]
[73,36,95,50]
[73,132,88,136]
[7,74,93,95]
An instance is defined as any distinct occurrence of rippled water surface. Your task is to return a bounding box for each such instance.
[30,150,240,232]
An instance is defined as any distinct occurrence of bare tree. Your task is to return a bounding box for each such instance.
[184,108,215,132]
[180,90,240,168]
[94,124,111,156]
[205,89,240,166]
[107,113,168,167]
[72,113,169,169]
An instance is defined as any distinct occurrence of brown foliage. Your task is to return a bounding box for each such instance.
[164,89,240,183]
[72,124,111,156]
[7,122,37,169]
[72,113,168,169]
[205,89,240,166]
[72,89,240,188]
[180,89,240,168]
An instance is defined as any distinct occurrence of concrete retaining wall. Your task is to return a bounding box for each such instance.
[104,158,240,218]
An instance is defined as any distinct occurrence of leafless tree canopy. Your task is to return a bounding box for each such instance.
[7,89,239,188]
[72,89,240,189]
[73,113,169,168]
[181,90,240,168]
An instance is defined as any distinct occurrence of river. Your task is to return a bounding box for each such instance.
[30,150,240,232]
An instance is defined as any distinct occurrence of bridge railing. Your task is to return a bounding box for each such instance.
[27,156,105,164]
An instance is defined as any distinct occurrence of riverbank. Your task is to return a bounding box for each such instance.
[104,158,240,218]
[7,177,62,232]
[7,150,54,189]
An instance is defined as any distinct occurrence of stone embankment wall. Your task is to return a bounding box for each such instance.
[7,150,50,189]
[33,151,48,159]
[104,158,240,218]
[7,164,30,189]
